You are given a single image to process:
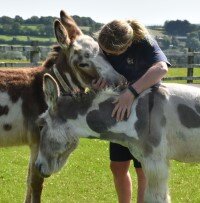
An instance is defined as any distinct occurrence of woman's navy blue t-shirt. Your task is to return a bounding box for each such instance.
[104,38,171,83]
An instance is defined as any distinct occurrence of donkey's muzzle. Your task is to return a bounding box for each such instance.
[35,161,51,178]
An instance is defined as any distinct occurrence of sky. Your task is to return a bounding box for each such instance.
[0,0,199,26]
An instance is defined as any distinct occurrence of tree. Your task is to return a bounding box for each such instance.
[164,20,193,35]
[2,24,12,34]
[25,16,39,24]
[0,16,13,24]
[42,25,54,36]
[186,32,200,51]
[162,36,171,49]
[14,15,23,23]
[11,22,21,34]
[37,24,54,37]
[171,36,179,47]
[39,16,54,24]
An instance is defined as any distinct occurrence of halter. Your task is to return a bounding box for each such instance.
[53,64,71,93]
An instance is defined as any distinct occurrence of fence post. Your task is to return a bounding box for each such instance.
[30,41,40,66]
[187,48,194,83]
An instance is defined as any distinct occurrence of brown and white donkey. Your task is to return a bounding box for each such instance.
[0,10,125,203]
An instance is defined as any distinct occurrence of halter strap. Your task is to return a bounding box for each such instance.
[53,64,71,93]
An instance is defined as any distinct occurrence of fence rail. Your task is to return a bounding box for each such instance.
[0,62,42,67]
[0,45,200,83]
[163,76,200,81]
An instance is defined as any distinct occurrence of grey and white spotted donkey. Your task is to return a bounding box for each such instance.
[36,73,200,203]
[0,10,124,203]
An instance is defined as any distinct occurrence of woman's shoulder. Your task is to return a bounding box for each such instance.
[139,37,162,52]
[130,37,154,52]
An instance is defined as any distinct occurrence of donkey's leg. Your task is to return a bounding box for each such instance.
[143,159,170,203]
[24,164,31,203]
[30,164,44,203]
[24,145,44,203]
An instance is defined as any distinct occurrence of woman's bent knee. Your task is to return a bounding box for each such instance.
[110,161,131,176]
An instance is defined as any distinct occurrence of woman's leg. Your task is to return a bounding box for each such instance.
[110,160,132,203]
[135,167,146,203]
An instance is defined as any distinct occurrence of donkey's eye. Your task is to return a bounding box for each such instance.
[36,118,46,131]
[64,141,71,149]
[64,142,69,149]
[38,125,44,131]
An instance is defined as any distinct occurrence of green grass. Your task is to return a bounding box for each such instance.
[0,35,13,41]
[0,139,200,203]
[0,35,55,42]
[165,67,200,83]
[0,140,116,203]
[21,25,39,30]
[0,59,29,63]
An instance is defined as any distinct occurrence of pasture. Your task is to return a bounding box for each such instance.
[0,140,200,203]
[0,67,200,202]
[0,34,55,43]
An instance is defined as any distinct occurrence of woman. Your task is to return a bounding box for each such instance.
[93,19,170,203]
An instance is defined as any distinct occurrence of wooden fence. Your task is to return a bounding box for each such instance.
[0,45,200,83]
[163,51,200,83]
[0,43,50,67]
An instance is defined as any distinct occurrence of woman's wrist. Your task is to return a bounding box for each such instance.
[127,85,139,98]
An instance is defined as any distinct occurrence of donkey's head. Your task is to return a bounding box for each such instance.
[52,10,126,90]
[35,74,79,177]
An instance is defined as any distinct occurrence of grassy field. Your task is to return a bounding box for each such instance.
[0,34,55,42]
[0,68,200,203]
[20,25,41,30]
[0,140,200,203]
[0,25,89,45]
[165,67,200,83]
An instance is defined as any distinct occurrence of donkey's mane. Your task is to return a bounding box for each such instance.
[62,90,97,103]
[42,45,62,68]
[66,86,123,104]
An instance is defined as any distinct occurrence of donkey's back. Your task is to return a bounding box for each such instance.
[0,66,46,147]
[163,83,200,162]
[128,83,200,162]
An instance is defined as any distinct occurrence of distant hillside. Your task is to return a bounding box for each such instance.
[148,26,165,37]
[0,15,199,51]
[0,15,103,46]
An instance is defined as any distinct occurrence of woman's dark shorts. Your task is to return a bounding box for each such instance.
[109,142,142,168]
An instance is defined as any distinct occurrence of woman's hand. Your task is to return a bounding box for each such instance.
[92,77,107,90]
[112,89,135,121]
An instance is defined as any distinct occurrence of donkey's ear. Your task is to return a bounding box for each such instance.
[60,10,83,42]
[54,19,71,47]
[43,73,60,110]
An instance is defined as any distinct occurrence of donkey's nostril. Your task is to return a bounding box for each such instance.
[35,162,42,172]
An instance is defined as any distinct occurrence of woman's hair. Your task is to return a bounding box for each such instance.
[98,19,151,52]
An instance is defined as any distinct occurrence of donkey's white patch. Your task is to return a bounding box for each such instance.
[0,93,25,146]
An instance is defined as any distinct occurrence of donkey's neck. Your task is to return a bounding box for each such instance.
[55,52,85,92]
